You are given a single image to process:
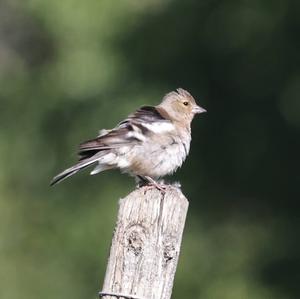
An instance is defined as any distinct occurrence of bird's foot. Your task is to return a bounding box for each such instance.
[137,176,167,193]
[148,181,167,193]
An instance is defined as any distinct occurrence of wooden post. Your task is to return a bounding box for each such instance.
[99,185,189,299]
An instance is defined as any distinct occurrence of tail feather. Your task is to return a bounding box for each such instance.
[90,164,113,175]
[50,157,98,186]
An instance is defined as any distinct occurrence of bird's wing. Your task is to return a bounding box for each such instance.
[120,105,169,124]
[119,105,174,134]
[78,127,137,158]
[78,106,173,159]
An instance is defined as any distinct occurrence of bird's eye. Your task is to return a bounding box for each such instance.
[183,101,189,106]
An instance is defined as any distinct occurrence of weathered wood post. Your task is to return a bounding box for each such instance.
[99,185,189,299]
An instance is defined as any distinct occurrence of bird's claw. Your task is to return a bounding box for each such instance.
[148,181,167,193]
[137,176,167,194]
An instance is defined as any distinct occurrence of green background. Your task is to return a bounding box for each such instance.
[0,0,299,298]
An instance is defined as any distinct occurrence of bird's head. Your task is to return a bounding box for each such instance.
[159,88,206,123]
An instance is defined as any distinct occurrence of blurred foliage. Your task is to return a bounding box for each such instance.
[0,0,299,298]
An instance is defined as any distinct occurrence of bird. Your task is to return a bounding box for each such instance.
[50,88,206,190]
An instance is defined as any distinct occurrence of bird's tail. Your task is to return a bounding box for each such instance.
[50,156,98,186]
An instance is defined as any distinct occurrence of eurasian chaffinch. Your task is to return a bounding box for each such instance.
[50,88,206,189]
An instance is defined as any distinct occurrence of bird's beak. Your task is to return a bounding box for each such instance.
[192,105,207,114]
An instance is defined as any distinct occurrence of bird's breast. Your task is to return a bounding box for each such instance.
[125,133,191,178]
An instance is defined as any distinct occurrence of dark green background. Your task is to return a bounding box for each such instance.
[0,0,299,298]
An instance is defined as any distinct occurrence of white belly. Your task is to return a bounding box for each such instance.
[122,135,190,178]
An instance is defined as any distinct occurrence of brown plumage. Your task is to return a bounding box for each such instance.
[50,88,206,188]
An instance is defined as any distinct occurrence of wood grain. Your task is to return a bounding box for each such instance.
[101,185,189,299]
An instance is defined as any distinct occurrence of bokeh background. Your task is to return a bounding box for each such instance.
[1,0,299,298]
